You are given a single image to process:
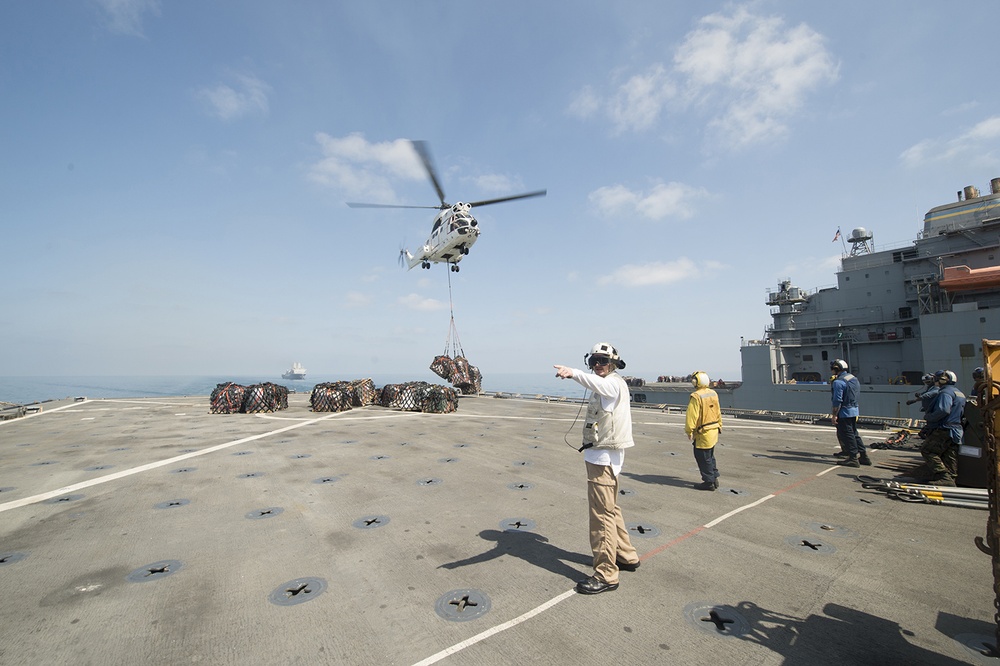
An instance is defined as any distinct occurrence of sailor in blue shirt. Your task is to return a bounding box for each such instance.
[918,370,967,485]
[830,360,870,467]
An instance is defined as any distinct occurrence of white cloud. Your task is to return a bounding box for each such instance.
[589,181,709,220]
[198,73,271,121]
[598,258,725,287]
[470,173,522,194]
[397,293,446,311]
[308,133,425,201]
[94,0,159,37]
[607,65,675,133]
[900,115,1000,167]
[674,7,838,149]
[569,4,838,149]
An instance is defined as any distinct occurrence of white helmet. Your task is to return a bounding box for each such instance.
[937,370,958,385]
[691,371,710,389]
[830,359,848,372]
[586,342,626,369]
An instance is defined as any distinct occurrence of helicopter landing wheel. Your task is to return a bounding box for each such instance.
[451,264,460,272]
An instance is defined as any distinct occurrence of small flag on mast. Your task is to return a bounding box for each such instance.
[832,227,841,242]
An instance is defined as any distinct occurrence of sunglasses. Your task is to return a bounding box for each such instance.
[588,356,612,368]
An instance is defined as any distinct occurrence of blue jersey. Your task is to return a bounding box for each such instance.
[831,372,860,418]
[925,385,967,444]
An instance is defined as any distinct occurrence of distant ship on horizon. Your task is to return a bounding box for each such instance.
[281,362,307,380]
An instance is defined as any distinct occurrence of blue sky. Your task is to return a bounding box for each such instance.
[2,1,999,384]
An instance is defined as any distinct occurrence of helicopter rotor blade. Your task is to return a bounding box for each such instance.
[346,202,444,209]
[467,189,547,208]
[410,140,449,208]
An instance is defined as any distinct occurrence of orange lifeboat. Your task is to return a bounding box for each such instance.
[940,265,1000,291]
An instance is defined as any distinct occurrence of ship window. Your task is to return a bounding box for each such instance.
[960,343,975,358]
[803,354,813,361]
[865,273,869,278]
[821,351,829,360]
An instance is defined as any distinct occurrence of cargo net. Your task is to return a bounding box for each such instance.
[310,379,378,413]
[430,355,482,395]
[379,381,459,413]
[210,382,289,414]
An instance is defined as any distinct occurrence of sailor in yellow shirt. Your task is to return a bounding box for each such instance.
[686,371,723,491]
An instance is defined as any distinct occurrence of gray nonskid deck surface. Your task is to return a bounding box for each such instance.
[0,394,994,665]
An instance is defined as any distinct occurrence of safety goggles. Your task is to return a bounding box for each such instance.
[588,356,612,368]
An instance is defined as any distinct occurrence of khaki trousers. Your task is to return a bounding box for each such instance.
[586,461,638,584]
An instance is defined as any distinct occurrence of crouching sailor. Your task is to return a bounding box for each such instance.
[554,342,640,595]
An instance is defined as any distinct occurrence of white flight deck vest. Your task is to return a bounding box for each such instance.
[582,372,634,450]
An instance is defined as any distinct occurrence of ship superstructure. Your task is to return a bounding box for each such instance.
[634,178,1000,420]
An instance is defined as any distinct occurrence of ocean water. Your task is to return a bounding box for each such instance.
[0,372,588,405]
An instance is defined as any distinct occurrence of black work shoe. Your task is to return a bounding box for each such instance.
[616,558,640,572]
[838,457,861,468]
[576,576,618,595]
[694,481,717,491]
[859,456,872,466]
[928,474,957,487]
[834,451,850,458]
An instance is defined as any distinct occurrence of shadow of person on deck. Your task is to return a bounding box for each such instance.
[438,529,590,582]
[730,600,976,665]
[620,471,691,488]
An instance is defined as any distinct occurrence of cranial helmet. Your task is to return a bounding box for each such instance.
[691,371,710,389]
[938,370,958,385]
[921,373,934,385]
[974,367,985,381]
[830,359,848,372]
[586,342,626,369]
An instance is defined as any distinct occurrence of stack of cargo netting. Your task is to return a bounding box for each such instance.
[210,382,289,414]
[379,381,458,413]
[310,379,378,413]
[429,355,482,395]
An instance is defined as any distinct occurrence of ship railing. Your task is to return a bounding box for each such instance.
[632,402,916,429]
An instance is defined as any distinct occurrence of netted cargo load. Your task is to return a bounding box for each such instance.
[242,382,289,414]
[454,364,482,395]
[310,384,351,413]
[346,378,378,406]
[428,354,483,395]
[430,355,456,381]
[379,381,458,413]
[210,382,247,414]
[309,378,378,412]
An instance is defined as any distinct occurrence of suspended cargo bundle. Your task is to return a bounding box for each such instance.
[452,359,483,395]
[310,383,352,413]
[210,382,247,414]
[379,381,458,413]
[430,355,457,381]
[242,383,288,414]
[431,285,483,394]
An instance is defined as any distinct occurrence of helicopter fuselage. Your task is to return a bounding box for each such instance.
[402,202,480,270]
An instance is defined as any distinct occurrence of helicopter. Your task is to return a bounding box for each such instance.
[347,141,546,272]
